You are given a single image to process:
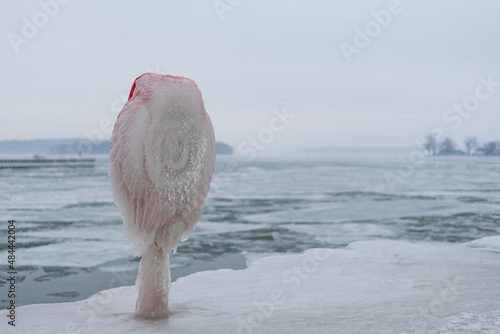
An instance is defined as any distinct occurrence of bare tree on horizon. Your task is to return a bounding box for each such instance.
[464,136,479,156]
[423,133,438,156]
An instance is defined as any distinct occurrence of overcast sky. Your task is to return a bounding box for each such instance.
[1,0,499,151]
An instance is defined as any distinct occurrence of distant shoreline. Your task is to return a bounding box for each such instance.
[0,139,234,156]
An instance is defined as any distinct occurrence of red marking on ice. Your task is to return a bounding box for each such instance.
[128,80,137,101]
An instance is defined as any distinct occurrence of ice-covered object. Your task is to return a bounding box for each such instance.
[3,239,500,333]
[108,73,216,318]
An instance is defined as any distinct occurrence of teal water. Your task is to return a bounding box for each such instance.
[0,154,499,307]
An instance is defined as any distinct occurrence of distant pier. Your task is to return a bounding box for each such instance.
[0,158,95,169]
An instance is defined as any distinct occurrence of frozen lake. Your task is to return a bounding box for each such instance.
[0,154,499,308]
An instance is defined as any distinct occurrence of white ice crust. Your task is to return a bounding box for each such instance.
[464,235,500,251]
[2,238,499,333]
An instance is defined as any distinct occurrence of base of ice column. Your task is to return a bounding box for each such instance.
[2,237,500,334]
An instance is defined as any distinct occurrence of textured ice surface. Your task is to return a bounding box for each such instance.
[3,238,499,333]
[464,235,500,250]
[108,73,216,317]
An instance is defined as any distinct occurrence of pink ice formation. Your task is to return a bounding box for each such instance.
[108,73,216,318]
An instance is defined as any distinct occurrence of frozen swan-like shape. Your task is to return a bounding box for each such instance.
[108,73,216,318]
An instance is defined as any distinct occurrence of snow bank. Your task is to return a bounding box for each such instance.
[464,235,500,251]
[2,239,500,333]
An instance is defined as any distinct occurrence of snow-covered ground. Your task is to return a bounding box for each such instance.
[2,237,500,334]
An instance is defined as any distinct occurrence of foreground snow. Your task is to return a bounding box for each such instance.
[2,238,500,333]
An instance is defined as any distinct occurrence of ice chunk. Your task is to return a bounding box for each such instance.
[108,73,216,317]
[464,235,500,250]
[2,239,500,333]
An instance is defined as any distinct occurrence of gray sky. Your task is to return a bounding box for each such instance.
[1,0,499,151]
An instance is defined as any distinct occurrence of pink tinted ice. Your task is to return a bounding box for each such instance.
[109,73,216,318]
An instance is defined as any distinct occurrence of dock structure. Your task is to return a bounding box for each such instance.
[0,158,95,169]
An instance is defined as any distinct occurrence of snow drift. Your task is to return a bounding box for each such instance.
[2,237,500,333]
